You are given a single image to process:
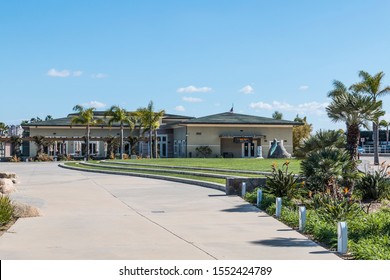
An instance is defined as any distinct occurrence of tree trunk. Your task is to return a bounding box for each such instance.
[149,130,152,158]
[373,121,379,165]
[347,123,360,163]
[154,130,158,159]
[86,124,90,161]
[120,123,124,160]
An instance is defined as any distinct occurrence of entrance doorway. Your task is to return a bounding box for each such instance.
[243,142,255,157]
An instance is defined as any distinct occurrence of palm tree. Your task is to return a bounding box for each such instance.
[136,101,165,158]
[297,129,346,156]
[327,81,385,162]
[71,105,104,160]
[0,122,8,136]
[351,71,390,165]
[104,105,135,159]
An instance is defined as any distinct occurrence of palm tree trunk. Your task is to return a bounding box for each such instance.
[347,123,360,162]
[86,124,90,161]
[120,123,124,160]
[154,130,158,159]
[149,130,152,158]
[373,121,379,165]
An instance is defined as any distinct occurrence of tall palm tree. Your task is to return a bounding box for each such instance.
[327,81,384,162]
[351,71,390,165]
[71,105,103,160]
[104,105,135,159]
[136,101,165,158]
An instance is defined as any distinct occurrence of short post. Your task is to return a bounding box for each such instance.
[275,197,282,218]
[241,182,246,198]
[256,189,263,207]
[299,206,306,231]
[338,222,348,254]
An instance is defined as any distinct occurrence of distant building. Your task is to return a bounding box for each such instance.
[21,111,301,159]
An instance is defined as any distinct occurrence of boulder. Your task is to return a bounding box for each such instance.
[12,201,40,218]
[0,178,16,194]
[0,172,16,179]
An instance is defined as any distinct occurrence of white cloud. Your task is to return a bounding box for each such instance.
[182,96,203,103]
[82,101,107,109]
[249,101,273,110]
[47,68,71,78]
[175,105,185,112]
[250,100,328,115]
[299,85,309,90]
[73,70,83,77]
[177,85,212,93]
[91,73,108,79]
[239,85,254,94]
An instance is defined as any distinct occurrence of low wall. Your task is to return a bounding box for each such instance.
[226,177,267,195]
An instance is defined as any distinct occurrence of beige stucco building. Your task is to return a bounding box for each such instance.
[19,111,300,159]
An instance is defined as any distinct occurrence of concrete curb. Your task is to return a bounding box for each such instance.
[101,160,273,176]
[58,163,226,192]
[80,161,243,179]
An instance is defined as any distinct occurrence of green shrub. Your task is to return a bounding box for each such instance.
[311,193,362,224]
[265,161,303,199]
[244,187,259,204]
[349,235,390,260]
[0,196,14,226]
[356,165,390,201]
[195,146,212,158]
[280,207,299,228]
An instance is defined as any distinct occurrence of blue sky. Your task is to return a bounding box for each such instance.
[1,0,390,132]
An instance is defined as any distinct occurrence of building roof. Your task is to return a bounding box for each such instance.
[182,112,302,125]
[22,113,194,128]
[21,111,301,128]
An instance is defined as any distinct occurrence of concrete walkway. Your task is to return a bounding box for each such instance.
[0,162,340,260]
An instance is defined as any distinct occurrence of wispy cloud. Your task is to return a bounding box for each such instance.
[182,96,203,103]
[47,68,83,77]
[82,101,107,109]
[175,105,185,112]
[47,68,71,78]
[73,70,83,77]
[250,101,328,115]
[299,85,309,91]
[239,85,254,94]
[177,85,212,93]
[91,73,108,79]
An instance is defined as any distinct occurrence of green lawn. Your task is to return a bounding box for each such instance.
[115,158,302,173]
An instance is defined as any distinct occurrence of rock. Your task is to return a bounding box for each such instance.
[12,201,40,218]
[0,172,16,179]
[0,178,16,194]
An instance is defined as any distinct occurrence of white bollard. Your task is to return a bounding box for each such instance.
[275,197,282,218]
[256,189,263,207]
[299,206,306,231]
[338,222,348,254]
[241,182,246,198]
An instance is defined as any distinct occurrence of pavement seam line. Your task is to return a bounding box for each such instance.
[88,177,218,260]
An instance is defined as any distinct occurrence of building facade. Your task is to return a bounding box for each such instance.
[19,111,301,159]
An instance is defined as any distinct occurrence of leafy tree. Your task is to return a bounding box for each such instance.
[292,115,312,156]
[9,136,22,156]
[327,80,384,162]
[104,105,136,159]
[272,111,283,120]
[71,105,104,160]
[136,101,165,158]
[351,71,390,165]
